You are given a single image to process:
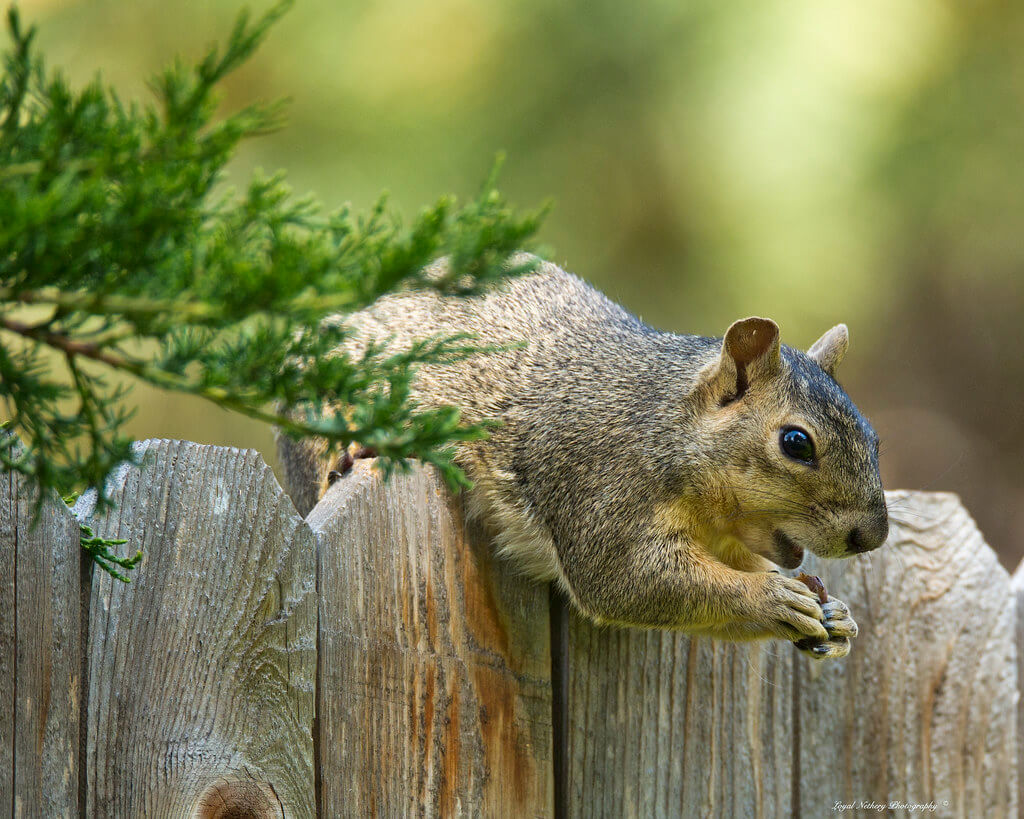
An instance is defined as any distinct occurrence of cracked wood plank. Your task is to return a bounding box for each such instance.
[309,460,553,817]
[565,617,794,818]
[76,440,316,818]
[0,449,82,817]
[799,490,1016,819]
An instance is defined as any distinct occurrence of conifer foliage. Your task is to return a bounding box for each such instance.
[0,2,545,578]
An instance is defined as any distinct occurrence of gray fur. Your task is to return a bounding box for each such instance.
[279,258,887,644]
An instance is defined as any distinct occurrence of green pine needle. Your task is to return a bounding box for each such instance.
[0,4,548,580]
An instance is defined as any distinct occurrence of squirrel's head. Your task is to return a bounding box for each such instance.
[690,317,888,569]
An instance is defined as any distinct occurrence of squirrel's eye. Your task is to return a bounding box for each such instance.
[780,427,816,464]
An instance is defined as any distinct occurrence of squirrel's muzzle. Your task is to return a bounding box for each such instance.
[845,512,889,554]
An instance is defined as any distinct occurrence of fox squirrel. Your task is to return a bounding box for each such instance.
[278,259,888,659]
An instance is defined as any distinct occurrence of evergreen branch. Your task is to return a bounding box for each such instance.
[0,288,222,322]
[0,307,488,452]
[0,283,368,323]
[0,2,549,582]
[79,521,142,584]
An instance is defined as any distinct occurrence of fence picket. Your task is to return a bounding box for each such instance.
[308,460,554,817]
[0,458,82,817]
[76,440,316,818]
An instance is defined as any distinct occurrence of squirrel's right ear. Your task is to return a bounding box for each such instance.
[807,324,848,377]
[698,317,781,402]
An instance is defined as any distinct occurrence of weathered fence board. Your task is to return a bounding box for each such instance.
[75,440,317,818]
[0,464,82,818]
[308,460,554,817]
[798,491,1017,819]
[566,619,794,819]
[2,438,1019,817]
[564,490,1018,819]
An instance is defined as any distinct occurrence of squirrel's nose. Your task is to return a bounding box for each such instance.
[846,514,889,554]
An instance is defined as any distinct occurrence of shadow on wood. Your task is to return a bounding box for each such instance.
[557,492,1018,818]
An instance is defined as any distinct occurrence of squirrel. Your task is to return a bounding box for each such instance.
[277,258,888,659]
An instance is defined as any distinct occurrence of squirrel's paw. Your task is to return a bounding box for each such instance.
[794,598,858,660]
[821,598,858,638]
[325,445,379,488]
[756,573,828,643]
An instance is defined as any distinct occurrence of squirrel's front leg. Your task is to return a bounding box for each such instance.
[567,541,829,644]
[705,593,858,657]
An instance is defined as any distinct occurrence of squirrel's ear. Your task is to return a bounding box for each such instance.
[699,317,781,402]
[724,317,781,372]
[807,324,848,377]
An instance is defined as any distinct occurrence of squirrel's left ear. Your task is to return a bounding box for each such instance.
[698,316,781,402]
[807,324,849,376]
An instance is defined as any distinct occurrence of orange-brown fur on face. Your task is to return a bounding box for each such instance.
[654,337,887,574]
[277,258,885,651]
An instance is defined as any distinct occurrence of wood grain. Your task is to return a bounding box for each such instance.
[563,490,1017,819]
[309,460,553,818]
[799,491,1017,819]
[75,440,316,818]
[1009,553,1024,819]
[4,439,1017,818]
[565,619,794,818]
[0,454,82,817]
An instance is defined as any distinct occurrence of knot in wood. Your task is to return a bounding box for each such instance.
[194,779,283,819]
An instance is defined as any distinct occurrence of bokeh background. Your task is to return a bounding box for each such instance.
[19,0,1024,565]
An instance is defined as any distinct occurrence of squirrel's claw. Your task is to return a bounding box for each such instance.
[796,635,851,660]
[821,599,858,639]
[793,595,858,659]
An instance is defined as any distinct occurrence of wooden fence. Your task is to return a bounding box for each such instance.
[1,438,1019,817]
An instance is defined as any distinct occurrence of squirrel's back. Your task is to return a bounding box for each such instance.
[344,261,713,427]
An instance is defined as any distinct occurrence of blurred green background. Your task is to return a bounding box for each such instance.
[20,0,1024,565]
